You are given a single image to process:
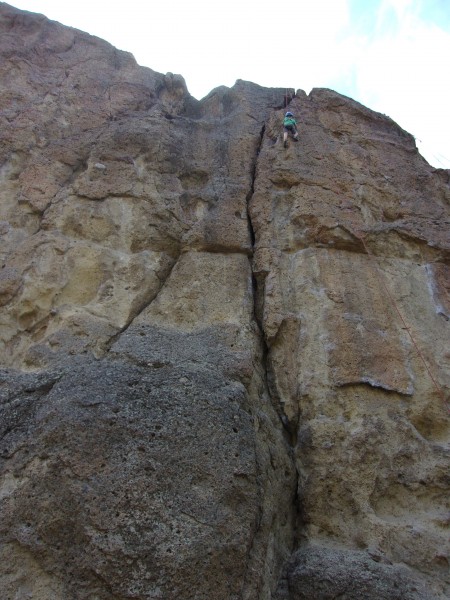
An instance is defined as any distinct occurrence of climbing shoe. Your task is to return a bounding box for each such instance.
[284,140,288,148]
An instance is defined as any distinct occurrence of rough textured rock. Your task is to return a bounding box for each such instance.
[0,3,449,599]
[251,89,450,599]
[275,545,439,600]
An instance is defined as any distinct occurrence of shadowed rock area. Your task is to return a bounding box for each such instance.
[0,3,449,599]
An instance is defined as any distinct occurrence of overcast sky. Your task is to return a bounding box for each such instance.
[8,0,450,169]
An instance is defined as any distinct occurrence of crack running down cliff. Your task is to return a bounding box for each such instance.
[1,4,449,598]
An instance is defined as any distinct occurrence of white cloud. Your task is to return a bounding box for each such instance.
[347,0,450,167]
[8,0,450,167]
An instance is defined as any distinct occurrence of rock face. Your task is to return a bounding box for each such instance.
[0,3,448,599]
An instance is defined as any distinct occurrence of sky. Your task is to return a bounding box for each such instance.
[8,0,450,169]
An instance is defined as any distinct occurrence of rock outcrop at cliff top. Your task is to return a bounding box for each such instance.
[0,3,448,599]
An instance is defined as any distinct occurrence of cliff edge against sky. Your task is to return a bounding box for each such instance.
[0,3,449,599]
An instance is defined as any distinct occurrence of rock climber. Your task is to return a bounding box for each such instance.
[283,111,299,147]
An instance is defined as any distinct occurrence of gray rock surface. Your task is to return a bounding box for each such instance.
[275,545,441,599]
[0,2,449,599]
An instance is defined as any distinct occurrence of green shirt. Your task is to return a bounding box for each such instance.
[284,116,297,127]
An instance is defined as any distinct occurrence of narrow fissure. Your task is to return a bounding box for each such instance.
[245,120,303,587]
[246,123,300,444]
[246,125,264,249]
[245,124,275,425]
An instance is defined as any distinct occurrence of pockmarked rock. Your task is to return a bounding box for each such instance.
[0,3,449,599]
[250,87,449,599]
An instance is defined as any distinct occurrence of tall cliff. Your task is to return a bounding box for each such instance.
[0,3,449,599]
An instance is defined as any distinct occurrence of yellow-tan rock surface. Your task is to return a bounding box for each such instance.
[251,89,449,599]
[0,3,448,599]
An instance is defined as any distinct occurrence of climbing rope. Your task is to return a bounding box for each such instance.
[356,231,449,413]
[284,88,295,108]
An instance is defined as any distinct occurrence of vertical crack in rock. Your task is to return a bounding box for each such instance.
[2,6,449,598]
[245,121,302,594]
[246,126,263,249]
[246,123,289,435]
[247,123,300,444]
